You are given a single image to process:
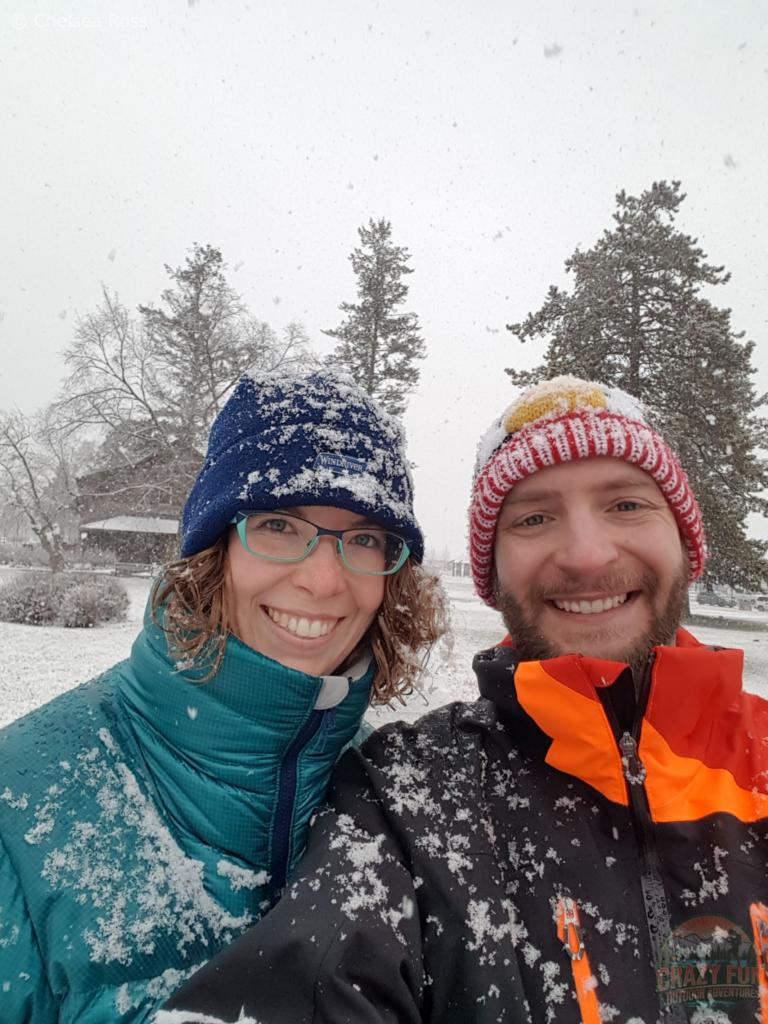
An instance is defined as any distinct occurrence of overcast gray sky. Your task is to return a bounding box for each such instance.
[2,0,767,558]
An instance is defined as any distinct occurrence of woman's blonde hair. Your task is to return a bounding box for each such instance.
[151,538,449,706]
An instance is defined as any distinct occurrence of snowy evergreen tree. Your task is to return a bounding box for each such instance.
[59,246,313,466]
[139,244,313,446]
[506,181,768,590]
[324,218,425,416]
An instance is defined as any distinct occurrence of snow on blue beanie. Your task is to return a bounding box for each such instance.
[181,369,424,562]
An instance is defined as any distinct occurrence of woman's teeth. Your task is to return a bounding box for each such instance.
[553,594,629,615]
[267,608,332,638]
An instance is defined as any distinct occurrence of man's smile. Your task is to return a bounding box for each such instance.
[551,593,631,615]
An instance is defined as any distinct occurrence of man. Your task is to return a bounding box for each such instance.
[161,377,768,1024]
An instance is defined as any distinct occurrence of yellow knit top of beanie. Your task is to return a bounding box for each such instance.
[503,376,608,435]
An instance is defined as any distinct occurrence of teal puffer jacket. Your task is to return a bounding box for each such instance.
[0,606,374,1023]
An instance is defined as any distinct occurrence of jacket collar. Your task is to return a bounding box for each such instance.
[477,627,741,714]
[111,601,374,871]
[473,629,746,806]
[117,601,374,790]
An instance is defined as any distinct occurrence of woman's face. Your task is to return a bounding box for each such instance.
[224,505,386,677]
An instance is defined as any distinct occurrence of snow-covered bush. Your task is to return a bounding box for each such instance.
[0,573,72,624]
[0,573,129,628]
[0,542,52,569]
[57,578,129,628]
[76,545,118,569]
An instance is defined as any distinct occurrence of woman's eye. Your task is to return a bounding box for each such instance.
[250,516,292,533]
[349,532,382,549]
[265,519,288,532]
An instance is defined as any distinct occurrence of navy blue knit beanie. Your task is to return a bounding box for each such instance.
[181,369,424,562]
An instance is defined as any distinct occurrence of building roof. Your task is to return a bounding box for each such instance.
[81,516,179,535]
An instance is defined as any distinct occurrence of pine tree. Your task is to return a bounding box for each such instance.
[506,181,768,590]
[139,244,312,445]
[324,218,425,416]
[139,244,248,433]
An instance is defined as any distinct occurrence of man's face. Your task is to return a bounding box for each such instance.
[493,456,689,668]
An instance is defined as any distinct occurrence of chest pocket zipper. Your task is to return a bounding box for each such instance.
[557,897,600,1024]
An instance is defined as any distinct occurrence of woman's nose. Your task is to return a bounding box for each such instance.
[291,535,347,595]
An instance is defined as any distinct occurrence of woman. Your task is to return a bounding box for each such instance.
[0,370,446,1024]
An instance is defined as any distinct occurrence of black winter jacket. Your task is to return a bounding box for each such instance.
[161,631,768,1024]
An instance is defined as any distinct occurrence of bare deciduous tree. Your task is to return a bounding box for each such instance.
[0,406,86,572]
[58,288,172,465]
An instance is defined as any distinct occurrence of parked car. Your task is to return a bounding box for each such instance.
[696,592,737,608]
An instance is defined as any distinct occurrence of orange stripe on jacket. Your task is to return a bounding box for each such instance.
[515,662,628,806]
[645,645,768,796]
[640,719,768,822]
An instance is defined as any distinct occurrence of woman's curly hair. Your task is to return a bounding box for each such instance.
[151,537,449,706]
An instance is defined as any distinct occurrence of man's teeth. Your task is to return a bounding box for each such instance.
[553,594,629,615]
[267,608,331,637]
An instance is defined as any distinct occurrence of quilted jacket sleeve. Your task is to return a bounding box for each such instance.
[0,833,58,1023]
[159,747,425,1024]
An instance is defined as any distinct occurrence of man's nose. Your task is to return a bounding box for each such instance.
[552,514,620,576]
[291,535,348,595]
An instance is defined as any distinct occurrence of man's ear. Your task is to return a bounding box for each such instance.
[680,537,691,577]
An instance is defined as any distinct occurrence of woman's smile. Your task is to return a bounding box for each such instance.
[264,606,338,639]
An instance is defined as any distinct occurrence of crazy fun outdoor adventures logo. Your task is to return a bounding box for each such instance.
[657,916,759,1012]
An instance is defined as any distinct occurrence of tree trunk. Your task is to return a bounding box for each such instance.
[628,264,642,394]
[36,523,66,574]
[48,547,66,574]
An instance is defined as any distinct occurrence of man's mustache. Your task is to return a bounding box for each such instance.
[530,572,658,601]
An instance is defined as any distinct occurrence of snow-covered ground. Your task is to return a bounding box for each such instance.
[2,570,768,731]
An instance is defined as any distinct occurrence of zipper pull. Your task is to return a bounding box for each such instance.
[557,897,585,960]
[316,707,337,752]
[556,898,601,1024]
[619,731,647,785]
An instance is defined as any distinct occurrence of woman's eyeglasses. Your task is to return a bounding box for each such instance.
[230,511,410,576]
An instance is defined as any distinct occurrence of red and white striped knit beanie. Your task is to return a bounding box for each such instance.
[469,376,706,608]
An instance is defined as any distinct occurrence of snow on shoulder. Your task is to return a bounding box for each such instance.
[154,1009,263,1023]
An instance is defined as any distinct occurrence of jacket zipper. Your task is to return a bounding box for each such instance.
[603,655,687,1023]
[268,707,327,904]
[556,897,600,1024]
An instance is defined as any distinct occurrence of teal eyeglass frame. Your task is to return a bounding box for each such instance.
[230,511,411,576]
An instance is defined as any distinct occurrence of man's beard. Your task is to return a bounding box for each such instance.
[493,565,689,677]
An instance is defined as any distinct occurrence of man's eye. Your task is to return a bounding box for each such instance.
[519,514,547,528]
[615,501,642,512]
